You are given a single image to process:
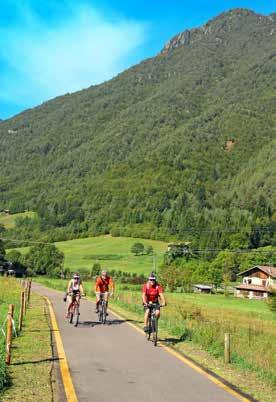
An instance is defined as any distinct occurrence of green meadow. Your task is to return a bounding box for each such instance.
[14,235,167,275]
[0,212,36,229]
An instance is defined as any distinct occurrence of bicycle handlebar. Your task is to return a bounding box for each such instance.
[144,303,165,308]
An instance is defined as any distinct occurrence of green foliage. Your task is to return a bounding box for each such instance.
[6,249,21,262]
[145,245,154,255]
[267,291,276,313]
[131,242,145,256]
[0,9,275,253]
[23,243,64,275]
[91,262,101,278]
[0,240,5,257]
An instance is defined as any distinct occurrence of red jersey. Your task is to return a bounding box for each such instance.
[142,282,164,303]
[95,276,113,292]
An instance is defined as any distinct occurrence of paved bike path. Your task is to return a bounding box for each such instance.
[33,283,241,402]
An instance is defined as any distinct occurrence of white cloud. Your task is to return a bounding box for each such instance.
[0,2,146,109]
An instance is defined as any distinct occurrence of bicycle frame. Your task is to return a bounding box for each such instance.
[68,292,81,327]
[146,303,160,346]
[98,293,108,324]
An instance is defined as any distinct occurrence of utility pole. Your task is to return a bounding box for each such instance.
[152,253,156,273]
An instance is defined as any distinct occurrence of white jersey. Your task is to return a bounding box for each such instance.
[69,279,81,292]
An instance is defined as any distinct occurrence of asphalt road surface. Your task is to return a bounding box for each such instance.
[33,283,241,402]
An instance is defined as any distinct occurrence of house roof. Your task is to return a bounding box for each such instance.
[237,266,276,278]
[236,284,268,292]
[194,284,213,289]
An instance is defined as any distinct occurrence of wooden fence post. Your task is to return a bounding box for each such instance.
[18,291,24,331]
[6,304,15,364]
[224,333,231,364]
[27,279,32,303]
[23,288,27,315]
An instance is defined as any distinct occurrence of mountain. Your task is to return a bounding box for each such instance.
[0,8,275,248]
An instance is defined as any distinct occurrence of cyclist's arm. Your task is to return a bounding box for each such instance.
[142,284,148,305]
[66,280,72,294]
[94,278,100,293]
[110,278,115,293]
[142,292,148,305]
[159,292,166,306]
[80,283,85,295]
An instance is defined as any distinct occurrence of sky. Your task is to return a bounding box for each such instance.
[0,0,275,119]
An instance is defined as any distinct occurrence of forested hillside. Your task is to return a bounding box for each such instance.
[0,8,275,249]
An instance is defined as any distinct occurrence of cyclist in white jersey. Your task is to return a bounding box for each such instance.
[64,273,84,318]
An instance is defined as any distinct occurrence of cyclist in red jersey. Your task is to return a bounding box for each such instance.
[95,269,115,313]
[142,273,166,333]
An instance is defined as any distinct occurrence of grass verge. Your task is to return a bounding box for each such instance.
[0,278,22,391]
[0,291,54,402]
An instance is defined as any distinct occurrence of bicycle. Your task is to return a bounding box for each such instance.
[97,293,108,324]
[67,292,81,327]
[145,302,162,346]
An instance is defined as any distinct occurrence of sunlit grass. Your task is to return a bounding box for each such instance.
[0,212,36,229]
[13,235,167,275]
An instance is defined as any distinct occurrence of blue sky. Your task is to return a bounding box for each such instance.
[0,0,275,119]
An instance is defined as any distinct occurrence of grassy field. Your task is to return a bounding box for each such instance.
[0,278,22,390]
[34,277,276,402]
[0,212,36,229]
[14,235,167,275]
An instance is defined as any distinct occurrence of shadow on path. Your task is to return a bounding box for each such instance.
[11,357,61,366]
[77,318,143,327]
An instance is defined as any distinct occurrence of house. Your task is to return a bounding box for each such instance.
[0,260,26,277]
[167,242,190,253]
[193,284,213,294]
[236,266,276,299]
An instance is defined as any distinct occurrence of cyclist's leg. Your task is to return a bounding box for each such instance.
[155,308,160,320]
[76,293,80,312]
[95,292,101,312]
[104,292,109,315]
[144,307,150,332]
[66,295,73,318]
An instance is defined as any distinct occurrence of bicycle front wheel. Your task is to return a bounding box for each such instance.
[151,316,158,346]
[147,317,152,341]
[98,303,103,323]
[73,305,79,327]
[102,302,107,324]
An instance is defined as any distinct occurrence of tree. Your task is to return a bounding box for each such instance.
[6,250,21,263]
[131,242,145,256]
[267,290,276,313]
[210,250,239,282]
[0,239,6,257]
[24,243,64,275]
[145,245,154,255]
[91,262,101,278]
